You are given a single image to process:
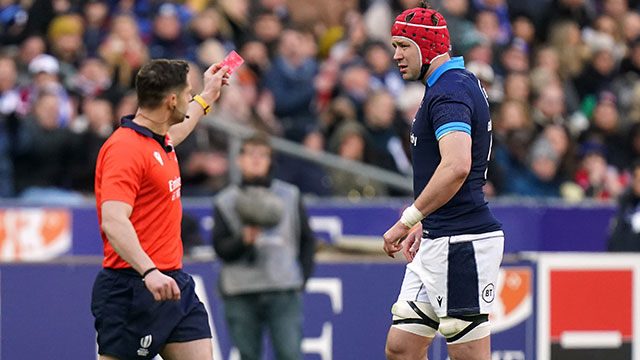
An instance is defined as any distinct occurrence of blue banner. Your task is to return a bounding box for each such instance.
[0,260,534,360]
[62,201,616,257]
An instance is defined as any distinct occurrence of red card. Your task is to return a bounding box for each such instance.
[219,50,244,75]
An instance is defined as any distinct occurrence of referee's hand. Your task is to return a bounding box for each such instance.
[382,221,410,258]
[143,270,181,302]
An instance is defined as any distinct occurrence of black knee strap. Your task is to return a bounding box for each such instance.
[445,314,489,343]
[392,301,439,330]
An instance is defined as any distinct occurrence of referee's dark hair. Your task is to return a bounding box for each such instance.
[135,59,189,109]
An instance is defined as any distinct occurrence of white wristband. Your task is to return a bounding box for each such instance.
[400,204,424,228]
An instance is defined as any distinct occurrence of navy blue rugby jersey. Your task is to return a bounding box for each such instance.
[410,57,502,238]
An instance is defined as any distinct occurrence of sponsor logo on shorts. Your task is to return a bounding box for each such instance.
[436,295,443,307]
[137,335,152,357]
[482,283,495,303]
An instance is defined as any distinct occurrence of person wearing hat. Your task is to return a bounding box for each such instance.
[212,133,315,360]
[382,2,503,359]
[20,53,73,127]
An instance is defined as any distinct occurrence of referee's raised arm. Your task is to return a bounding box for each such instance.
[168,63,229,146]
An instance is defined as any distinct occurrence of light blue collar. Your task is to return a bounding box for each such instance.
[426,57,465,87]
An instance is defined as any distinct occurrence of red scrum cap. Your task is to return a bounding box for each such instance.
[391,7,450,66]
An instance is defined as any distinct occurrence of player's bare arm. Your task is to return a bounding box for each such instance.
[101,200,181,301]
[168,64,230,147]
[383,131,472,257]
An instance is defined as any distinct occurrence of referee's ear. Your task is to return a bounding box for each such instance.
[166,93,178,110]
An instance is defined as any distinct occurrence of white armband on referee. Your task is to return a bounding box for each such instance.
[400,204,425,228]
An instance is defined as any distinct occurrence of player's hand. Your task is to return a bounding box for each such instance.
[200,64,230,105]
[403,223,422,263]
[382,221,411,258]
[143,270,181,302]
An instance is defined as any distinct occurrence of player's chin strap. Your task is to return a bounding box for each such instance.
[418,63,430,81]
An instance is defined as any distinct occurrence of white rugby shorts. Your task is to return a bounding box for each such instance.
[397,230,504,318]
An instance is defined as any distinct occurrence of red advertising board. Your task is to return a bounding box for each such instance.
[538,254,640,360]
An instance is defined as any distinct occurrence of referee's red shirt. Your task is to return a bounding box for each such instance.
[95,117,183,270]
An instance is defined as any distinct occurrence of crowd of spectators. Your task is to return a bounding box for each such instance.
[2,0,640,202]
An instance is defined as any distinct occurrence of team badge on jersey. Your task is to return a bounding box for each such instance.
[153,151,164,166]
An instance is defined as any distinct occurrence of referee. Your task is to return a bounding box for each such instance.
[91,59,228,360]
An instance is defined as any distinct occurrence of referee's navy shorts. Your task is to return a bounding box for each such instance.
[91,268,211,359]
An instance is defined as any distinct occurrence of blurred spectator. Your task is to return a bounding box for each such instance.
[511,13,536,46]
[148,3,190,61]
[115,90,137,122]
[474,10,503,45]
[574,36,618,100]
[69,97,114,193]
[99,14,149,87]
[187,7,227,50]
[217,0,252,48]
[195,39,226,72]
[531,83,566,130]
[580,91,627,170]
[0,53,22,197]
[574,141,624,200]
[603,0,629,22]
[238,39,271,79]
[364,41,405,98]
[47,14,85,78]
[494,100,532,138]
[0,0,28,45]
[328,11,368,65]
[337,64,372,120]
[622,121,640,170]
[176,124,229,196]
[496,38,530,77]
[493,128,535,194]
[15,35,46,86]
[19,54,74,127]
[263,28,318,141]
[502,71,530,103]
[362,90,411,174]
[471,0,512,45]
[466,40,494,65]
[440,0,482,55]
[509,135,563,197]
[608,160,640,251]
[275,130,333,196]
[0,54,20,115]
[71,58,123,104]
[548,21,590,80]
[82,0,110,57]
[622,11,640,43]
[542,0,596,32]
[328,121,387,198]
[13,92,79,195]
[319,95,358,141]
[252,11,283,57]
[396,83,424,126]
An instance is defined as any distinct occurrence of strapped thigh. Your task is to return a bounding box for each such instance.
[391,301,439,338]
[439,314,490,344]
